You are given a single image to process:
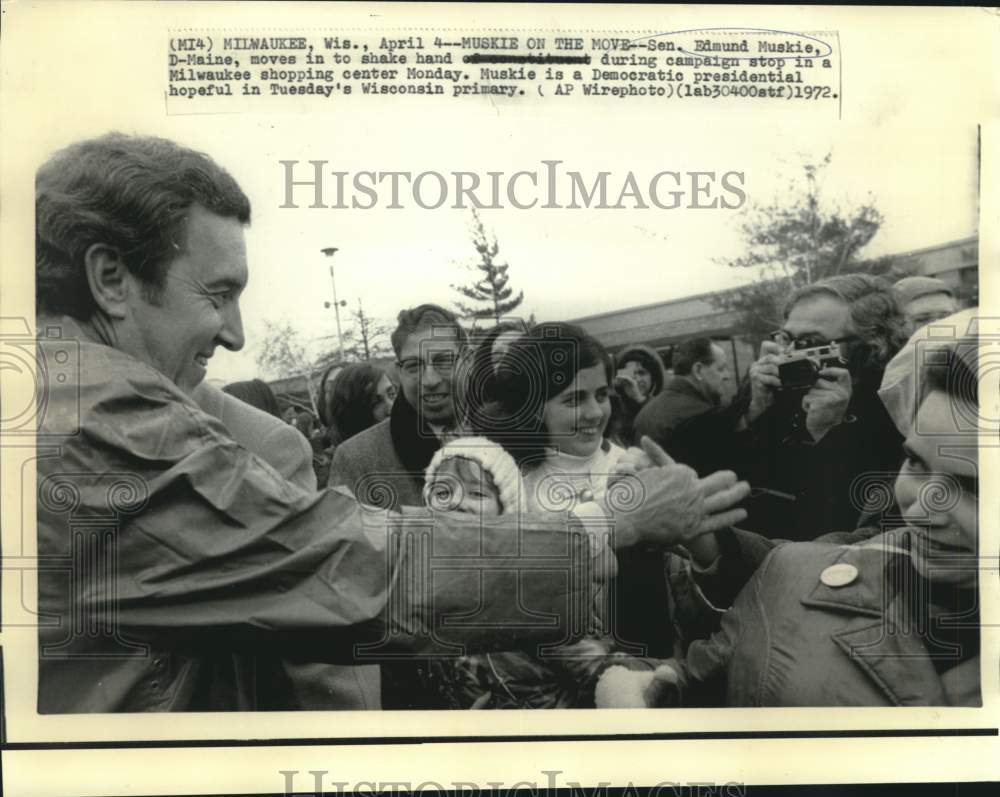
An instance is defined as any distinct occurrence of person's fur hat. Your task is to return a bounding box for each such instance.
[423,437,526,515]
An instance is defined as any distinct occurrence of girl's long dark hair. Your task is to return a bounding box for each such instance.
[473,322,614,467]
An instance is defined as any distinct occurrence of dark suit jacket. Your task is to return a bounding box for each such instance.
[633,376,715,452]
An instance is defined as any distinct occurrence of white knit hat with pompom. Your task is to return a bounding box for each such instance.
[423,437,526,516]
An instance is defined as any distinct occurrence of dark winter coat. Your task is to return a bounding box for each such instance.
[666,379,904,541]
[632,375,716,452]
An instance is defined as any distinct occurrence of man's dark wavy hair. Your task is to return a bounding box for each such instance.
[784,273,909,374]
[36,132,251,319]
[390,303,467,357]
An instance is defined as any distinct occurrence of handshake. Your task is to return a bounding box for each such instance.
[599,436,750,551]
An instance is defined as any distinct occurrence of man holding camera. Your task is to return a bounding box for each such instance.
[670,274,908,541]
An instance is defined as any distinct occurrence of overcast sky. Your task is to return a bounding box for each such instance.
[178,115,977,384]
[4,4,986,387]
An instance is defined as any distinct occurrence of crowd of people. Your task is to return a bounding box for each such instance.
[34,132,982,713]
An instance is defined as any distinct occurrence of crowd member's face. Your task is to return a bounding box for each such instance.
[542,363,612,458]
[119,206,247,394]
[626,360,653,399]
[783,295,854,346]
[895,391,978,587]
[696,344,731,404]
[396,327,463,426]
[371,374,397,422]
[428,457,502,516]
[905,293,958,332]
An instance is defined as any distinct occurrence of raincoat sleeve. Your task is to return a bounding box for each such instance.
[46,362,596,664]
[660,547,779,706]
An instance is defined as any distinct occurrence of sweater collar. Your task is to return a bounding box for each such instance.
[542,439,613,471]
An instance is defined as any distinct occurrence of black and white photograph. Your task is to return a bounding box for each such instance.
[0,2,997,795]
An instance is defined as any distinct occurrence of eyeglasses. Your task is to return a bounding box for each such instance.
[396,352,458,377]
[770,330,861,350]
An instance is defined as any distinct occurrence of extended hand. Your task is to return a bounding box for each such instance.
[606,437,749,549]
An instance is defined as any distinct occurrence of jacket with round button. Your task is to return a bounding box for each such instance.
[673,536,981,707]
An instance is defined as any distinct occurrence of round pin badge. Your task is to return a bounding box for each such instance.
[820,563,859,588]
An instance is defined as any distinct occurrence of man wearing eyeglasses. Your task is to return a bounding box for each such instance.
[327,303,474,709]
[328,303,467,510]
[669,273,909,541]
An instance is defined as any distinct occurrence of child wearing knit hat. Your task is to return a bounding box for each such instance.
[423,437,658,709]
[422,436,527,517]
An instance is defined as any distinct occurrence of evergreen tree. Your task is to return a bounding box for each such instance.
[452,209,524,324]
[713,154,907,343]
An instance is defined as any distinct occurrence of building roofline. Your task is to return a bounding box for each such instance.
[568,284,744,324]
[881,235,978,260]
[569,234,978,325]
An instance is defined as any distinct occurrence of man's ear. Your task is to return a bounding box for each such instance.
[691,361,704,381]
[83,243,130,319]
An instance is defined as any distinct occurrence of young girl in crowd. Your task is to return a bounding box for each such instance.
[422,437,653,708]
[484,322,626,515]
[479,323,725,668]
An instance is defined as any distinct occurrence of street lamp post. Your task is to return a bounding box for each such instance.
[321,247,346,360]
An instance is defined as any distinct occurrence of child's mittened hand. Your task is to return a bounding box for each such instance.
[607,447,657,492]
[613,447,656,476]
[594,663,682,708]
[595,666,654,708]
[645,663,682,706]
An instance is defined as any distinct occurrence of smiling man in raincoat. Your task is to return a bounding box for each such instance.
[33,133,751,712]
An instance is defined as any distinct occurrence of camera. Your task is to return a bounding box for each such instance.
[777,341,846,391]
